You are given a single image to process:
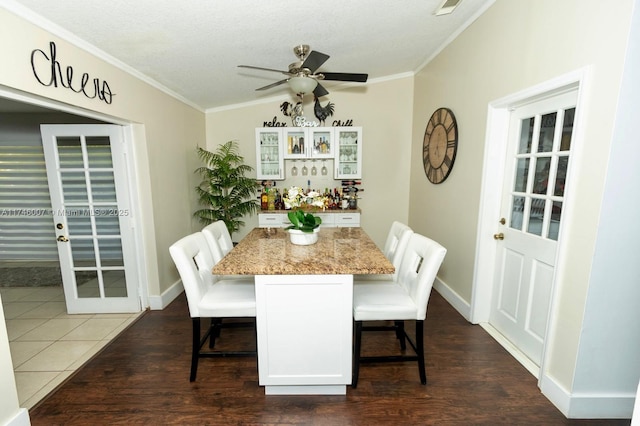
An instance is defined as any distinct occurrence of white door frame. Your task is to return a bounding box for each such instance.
[470,67,590,379]
[0,86,150,311]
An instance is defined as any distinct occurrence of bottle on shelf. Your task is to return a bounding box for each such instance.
[342,187,364,193]
[267,188,275,211]
[341,180,362,186]
[261,187,268,210]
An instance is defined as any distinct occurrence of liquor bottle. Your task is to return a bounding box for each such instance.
[261,188,268,210]
[341,180,362,186]
[267,188,275,211]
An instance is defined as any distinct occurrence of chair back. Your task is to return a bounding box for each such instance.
[202,220,234,263]
[396,233,447,320]
[383,221,413,279]
[169,232,217,318]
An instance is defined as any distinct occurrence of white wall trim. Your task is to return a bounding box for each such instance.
[1,0,203,113]
[470,67,588,325]
[541,374,636,419]
[0,86,158,311]
[148,279,184,310]
[205,72,414,113]
[433,278,470,321]
[4,408,30,426]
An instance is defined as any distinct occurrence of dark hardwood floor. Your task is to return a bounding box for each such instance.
[29,290,631,425]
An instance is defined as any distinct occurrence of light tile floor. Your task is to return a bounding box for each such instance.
[0,286,142,409]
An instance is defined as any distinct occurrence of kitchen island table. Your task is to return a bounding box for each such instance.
[212,227,393,395]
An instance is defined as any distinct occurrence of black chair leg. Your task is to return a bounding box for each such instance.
[394,320,406,350]
[416,320,426,385]
[209,318,222,348]
[190,318,200,382]
[352,320,363,388]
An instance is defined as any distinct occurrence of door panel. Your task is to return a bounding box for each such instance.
[41,124,139,313]
[490,90,577,366]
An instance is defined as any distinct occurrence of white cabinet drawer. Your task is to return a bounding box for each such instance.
[334,213,360,227]
[259,212,360,228]
[258,214,286,227]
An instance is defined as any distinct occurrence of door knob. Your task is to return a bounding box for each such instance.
[493,233,504,240]
[57,235,69,242]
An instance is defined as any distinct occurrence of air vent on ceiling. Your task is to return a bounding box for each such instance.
[434,0,462,16]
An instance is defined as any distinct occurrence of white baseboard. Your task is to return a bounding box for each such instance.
[435,279,635,420]
[148,279,183,310]
[541,374,635,419]
[433,278,471,321]
[6,408,30,426]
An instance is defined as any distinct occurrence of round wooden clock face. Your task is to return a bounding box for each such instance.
[423,107,458,184]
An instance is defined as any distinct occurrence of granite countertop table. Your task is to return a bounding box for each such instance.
[212,227,394,276]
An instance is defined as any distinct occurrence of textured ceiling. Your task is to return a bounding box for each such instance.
[4,0,494,111]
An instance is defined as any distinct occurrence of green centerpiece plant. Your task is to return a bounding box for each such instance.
[194,140,258,238]
[281,186,326,245]
[285,209,322,233]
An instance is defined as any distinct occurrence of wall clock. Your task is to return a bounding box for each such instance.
[423,107,458,184]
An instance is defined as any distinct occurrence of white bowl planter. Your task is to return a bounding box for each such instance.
[288,228,320,245]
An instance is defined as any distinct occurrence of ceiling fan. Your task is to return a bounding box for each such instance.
[238,44,368,98]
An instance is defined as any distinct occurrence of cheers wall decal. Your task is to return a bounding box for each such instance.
[31,41,115,105]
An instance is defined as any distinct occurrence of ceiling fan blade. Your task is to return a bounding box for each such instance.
[301,50,330,73]
[238,65,291,76]
[256,79,288,91]
[320,72,368,83]
[313,83,329,98]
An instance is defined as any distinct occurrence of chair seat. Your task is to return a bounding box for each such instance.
[197,279,256,318]
[353,282,417,321]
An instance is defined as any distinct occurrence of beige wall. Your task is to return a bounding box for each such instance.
[0,8,206,297]
[205,76,414,248]
[410,0,633,395]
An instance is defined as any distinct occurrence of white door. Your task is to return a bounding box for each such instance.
[41,124,140,314]
[489,90,577,366]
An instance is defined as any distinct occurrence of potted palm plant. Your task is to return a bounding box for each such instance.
[194,140,258,239]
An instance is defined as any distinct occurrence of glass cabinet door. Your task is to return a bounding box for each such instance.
[256,128,284,180]
[309,127,334,159]
[283,128,307,159]
[334,127,362,179]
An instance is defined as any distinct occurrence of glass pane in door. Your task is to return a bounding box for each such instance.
[518,118,534,154]
[56,135,128,300]
[509,106,575,240]
[538,112,556,153]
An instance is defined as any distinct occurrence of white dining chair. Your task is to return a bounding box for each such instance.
[352,232,446,388]
[202,220,234,263]
[355,221,413,282]
[169,231,256,382]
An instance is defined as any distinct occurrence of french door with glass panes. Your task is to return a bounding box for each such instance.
[489,90,576,366]
[41,124,140,314]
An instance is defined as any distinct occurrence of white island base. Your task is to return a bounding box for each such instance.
[255,274,353,395]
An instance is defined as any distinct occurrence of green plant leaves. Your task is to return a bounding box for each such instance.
[193,141,258,237]
[285,210,322,233]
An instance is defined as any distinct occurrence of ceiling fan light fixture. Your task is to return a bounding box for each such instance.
[288,76,318,94]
